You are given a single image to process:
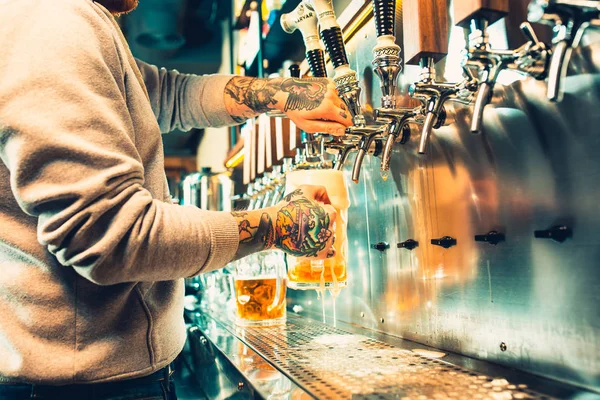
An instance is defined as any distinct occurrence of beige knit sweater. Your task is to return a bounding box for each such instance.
[0,0,240,384]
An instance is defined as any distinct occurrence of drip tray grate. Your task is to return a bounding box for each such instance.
[223,316,553,399]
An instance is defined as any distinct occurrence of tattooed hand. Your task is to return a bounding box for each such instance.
[231,185,337,260]
[224,76,352,135]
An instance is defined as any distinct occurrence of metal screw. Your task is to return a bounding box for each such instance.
[500,342,507,352]
[380,318,385,323]
[360,312,365,318]
[238,381,244,391]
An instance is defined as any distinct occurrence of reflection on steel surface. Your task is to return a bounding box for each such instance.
[285,2,600,392]
[219,315,553,399]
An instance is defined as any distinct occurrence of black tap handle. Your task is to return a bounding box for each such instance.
[306,49,327,78]
[397,239,419,251]
[431,236,457,249]
[288,64,301,78]
[372,0,395,37]
[534,225,572,243]
[371,242,390,252]
[474,231,505,245]
[320,26,349,69]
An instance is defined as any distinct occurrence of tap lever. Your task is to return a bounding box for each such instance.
[431,236,457,249]
[373,0,396,37]
[398,239,419,250]
[371,242,390,252]
[520,21,540,45]
[474,230,506,245]
[371,0,402,108]
[534,225,572,243]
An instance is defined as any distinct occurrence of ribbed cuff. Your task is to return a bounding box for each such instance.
[189,210,239,276]
[188,74,238,128]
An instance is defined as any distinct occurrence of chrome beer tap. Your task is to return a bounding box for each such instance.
[306,0,366,127]
[374,107,422,175]
[528,0,600,102]
[346,124,389,183]
[457,2,550,133]
[409,57,478,154]
[371,0,402,109]
[325,134,384,172]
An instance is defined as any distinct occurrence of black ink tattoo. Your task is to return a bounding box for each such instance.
[234,212,275,259]
[281,78,327,112]
[231,211,248,218]
[283,189,303,202]
[224,77,280,120]
[224,77,328,121]
[340,103,346,111]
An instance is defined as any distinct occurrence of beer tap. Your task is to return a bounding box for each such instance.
[374,107,421,175]
[527,0,600,102]
[403,0,477,155]
[409,58,478,154]
[456,2,550,133]
[306,0,366,127]
[371,0,402,109]
[348,124,388,183]
[325,135,384,172]
[281,3,327,166]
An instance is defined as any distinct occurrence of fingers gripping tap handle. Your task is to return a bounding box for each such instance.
[308,0,365,126]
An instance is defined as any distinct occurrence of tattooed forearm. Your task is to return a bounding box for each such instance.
[233,211,276,259]
[224,76,329,122]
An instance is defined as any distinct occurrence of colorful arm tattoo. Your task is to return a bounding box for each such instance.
[231,190,333,260]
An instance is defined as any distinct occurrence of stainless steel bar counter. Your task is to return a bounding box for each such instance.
[183,306,598,399]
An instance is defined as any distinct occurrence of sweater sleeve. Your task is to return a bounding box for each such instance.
[135,59,238,133]
[0,0,239,285]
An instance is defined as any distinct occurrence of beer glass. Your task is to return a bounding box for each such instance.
[284,169,350,290]
[234,251,287,327]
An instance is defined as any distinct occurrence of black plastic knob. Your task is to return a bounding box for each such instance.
[306,49,327,78]
[320,27,349,68]
[431,236,457,249]
[534,225,572,243]
[474,231,505,245]
[372,0,395,37]
[288,64,301,78]
[371,242,390,252]
[397,239,419,251]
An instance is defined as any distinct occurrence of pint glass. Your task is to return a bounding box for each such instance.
[234,251,287,326]
[284,169,349,290]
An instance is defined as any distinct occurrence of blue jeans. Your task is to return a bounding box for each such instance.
[0,365,177,400]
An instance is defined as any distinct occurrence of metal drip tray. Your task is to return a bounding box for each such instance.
[210,315,560,399]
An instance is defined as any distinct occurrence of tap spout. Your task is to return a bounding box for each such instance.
[347,125,388,183]
[375,108,421,172]
[527,0,598,102]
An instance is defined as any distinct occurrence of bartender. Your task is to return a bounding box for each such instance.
[0,0,352,399]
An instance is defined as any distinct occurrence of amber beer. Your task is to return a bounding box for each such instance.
[234,277,286,325]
